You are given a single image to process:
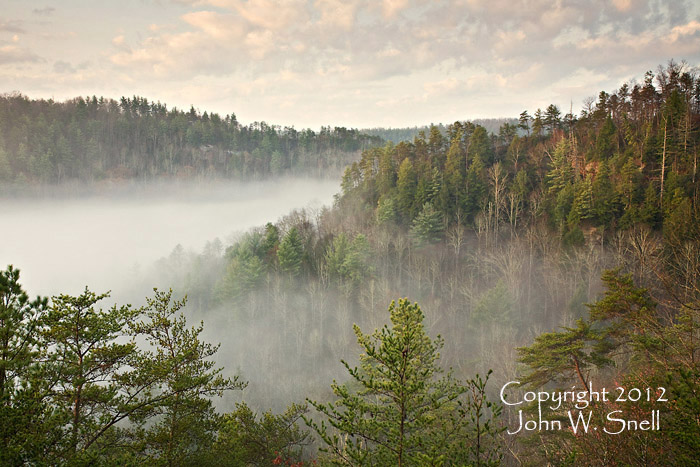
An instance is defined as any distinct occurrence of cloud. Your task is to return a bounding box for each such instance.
[0,20,25,33]
[53,60,75,74]
[0,45,41,64]
[32,7,56,16]
[665,20,700,43]
[181,10,246,40]
[18,0,683,127]
[227,0,307,31]
[611,0,633,12]
[314,0,360,31]
[423,77,460,97]
[381,0,409,18]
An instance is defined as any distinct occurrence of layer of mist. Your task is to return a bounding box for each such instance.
[0,178,339,298]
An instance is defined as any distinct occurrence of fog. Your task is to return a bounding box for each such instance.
[0,175,613,418]
[0,178,339,298]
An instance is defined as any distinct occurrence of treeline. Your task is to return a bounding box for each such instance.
[0,93,383,183]
[361,118,517,143]
[341,60,699,247]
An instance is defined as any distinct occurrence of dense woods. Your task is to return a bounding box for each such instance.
[3,60,700,465]
[0,93,382,183]
[361,119,517,144]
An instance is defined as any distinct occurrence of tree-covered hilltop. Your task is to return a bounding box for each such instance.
[341,60,698,245]
[149,60,697,464]
[0,93,383,183]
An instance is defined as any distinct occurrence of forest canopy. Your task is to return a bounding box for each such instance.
[0,93,383,183]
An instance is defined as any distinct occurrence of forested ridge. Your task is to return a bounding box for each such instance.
[0,93,383,184]
[2,61,700,465]
[361,118,517,144]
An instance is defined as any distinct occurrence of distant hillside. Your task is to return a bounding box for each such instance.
[0,93,384,184]
[361,118,518,143]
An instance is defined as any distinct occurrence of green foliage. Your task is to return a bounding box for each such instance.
[518,267,700,464]
[396,158,417,221]
[306,298,502,466]
[546,139,574,195]
[326,233,373,286]
[0,269,246,465]
[0,266,52,465]
[592,160,619,226]
[0,94,383,183]
[470,126,493,165]
[277,227,304,277]
[473,281,515,325]
[465,154,486,217]
[216,236,267,301]
[518,318,611,388]
[129,289,246,465]
[376,195,398,225]
[42,288,138,463]
[595,116,617,159]
[212,402,310,466]
[410,202,444,245]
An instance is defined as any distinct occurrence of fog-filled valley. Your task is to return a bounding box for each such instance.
[2,61,700,466]
[1,178,339,298]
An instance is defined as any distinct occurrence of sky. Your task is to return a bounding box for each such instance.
[1,0,699,129]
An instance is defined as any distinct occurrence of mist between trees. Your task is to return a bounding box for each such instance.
[2,60,699,465]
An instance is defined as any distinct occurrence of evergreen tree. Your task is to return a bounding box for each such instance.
[277,227,304,277]
[129,290,246,465]
[410,202,444,245]
[595,116,617,159]
[306,298,502,466]
[469,126,493,165]
[532,109,544,137]
[212,402,310,466]
[465,154,486,218]
[376,195,398,226]
[546,139,574,195]
[640,181,661,228]
[518,318,610,389]
[262,222,280,261]
[41,289,138,463]
[0,266,52,465]
[518,110,531,136]
[396,158,417,221]
[544,104,561,134]
[445,133,466,219]
[592,160,618,226]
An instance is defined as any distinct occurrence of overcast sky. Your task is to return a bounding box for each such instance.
[1,0,699,129]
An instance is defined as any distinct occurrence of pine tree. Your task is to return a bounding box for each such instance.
[129,290,246,465]
[212,402,310,466]
[396,158,417,222]
[0,266,52,465]
[465,154,486,218]
[410,202,444,245]
[592,159,618,226]
[306,298,502,466]
[469,126,493,165]
[41,289,139,463]
[518,318,610,389]
[546,139,574,195]
[277,227,304,277]
[518,110,531,136]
